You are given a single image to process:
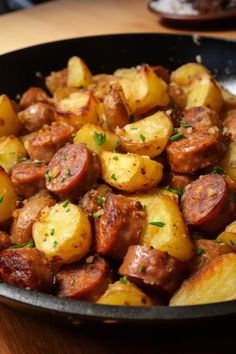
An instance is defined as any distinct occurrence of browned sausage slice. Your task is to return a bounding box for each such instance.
[181,173,236,234]
[11,191,56,246]
[11,161,48,198]
[0,248,54,292]
[223,109,236,142]
[95,194,145,259]
[18,103,55,133]
[56,256,113,301]
[46,143,101,200]
[20,87,51,108]
[166,107,226,174]
[0,231,11,250]
[188,239,233,275]
[119,245,184,295]
[27,122,75,162]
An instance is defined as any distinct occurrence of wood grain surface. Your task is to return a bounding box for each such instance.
[0,0,236,353]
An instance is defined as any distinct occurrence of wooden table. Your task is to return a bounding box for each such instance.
[0,1,236,353]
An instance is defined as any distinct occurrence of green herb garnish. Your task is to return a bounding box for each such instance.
[170,133,184,142]
[44,170,52,182]
[50,228,55,236]
[149,221,166,227]
[182,122,191,128]
[63,199,70,208]
[113,156,119,161]
[196,248,204,256]
[164,185,184,197]
[98,195,105,206]
[93,132,106,146]
[120,276,128,284]
[0,196,4,204]
[9,241,34,249]
[111,173,117,180]
[212,166,224,175]
[139,264,145,273]
[140,134,146,142]
[52,240,58,248]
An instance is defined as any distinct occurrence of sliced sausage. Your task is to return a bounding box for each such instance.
[46,143,101,200]
[0,231,11,250]
[11,191,56,245]
[27,122,75,163]
[11,161,48,198]
[181,173,236,235]
[0,248,54,292]
[57,255,113,301]
[223,109,236,142]
[163,172,194,191]
[166,107,226,174]
[119,245,184,295]
[188,239,233,275]
[45,68,68,95]
[95,194,145,259]
[20,87,51,108]
[18,103,55,133]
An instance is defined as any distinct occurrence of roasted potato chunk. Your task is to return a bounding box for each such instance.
[55,91,98,129]
[0,167,17,223]
[186,74,223,113]
[170,253,236,305]
[218,220,236,251]
[116,111,173,158]
[53,86,80,102]
[220,142,236,182]
[126,187,178,207]
[97,280,152,306]
[141,194,193,261]
[89,74,117,101]
[0,95,21,137]
[67,56,93,88]
[32,202,92,263]
[170,63,209,86]
[101,151,163,192]
[45,68,68,95]
[0,136,27,174]
[73,123,119,155]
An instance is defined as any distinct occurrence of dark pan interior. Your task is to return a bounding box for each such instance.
[0,33,236,324]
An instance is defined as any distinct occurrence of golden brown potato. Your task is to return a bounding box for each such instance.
[126,186,179,207]
[141,194,193,262]
[45,68,68,95]
[220,142,236,182]
[67,56,93,88]
[116,111,173,158]
[0,136,27,174]
[89,74,117,101]
[170,63,209,86]
[0,95,21,137]
[0,167,17,224]
[103,81,131,131]
[55,91,99,130]
[218,220,236,252]
[32,202,92,263]
[53,86,80,102]
[186,74,223,113]
[170,253,236,305]
[101,151,163,192]
[97,280,152,306]
[168,83,187,109]
[73,123,119,155]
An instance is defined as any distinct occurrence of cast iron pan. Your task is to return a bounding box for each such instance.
[0,33,236,325]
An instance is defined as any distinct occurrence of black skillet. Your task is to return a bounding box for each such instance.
[0,33,236,325]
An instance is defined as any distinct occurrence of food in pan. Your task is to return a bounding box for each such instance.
[0,57,236,307]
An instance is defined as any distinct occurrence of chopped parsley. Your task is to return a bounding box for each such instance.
[129,113,135,123]
[9,241,34,249]
[164,185,184,197]
[139,264,145,273]
[120,276,128,284]
[92,210,102,220]
[111,173,117,180]
[52,240,58,248]
[63,199,70,208]
[50,228,55,236]
[196,247,204,256]
[0,196,4,204]
[182,122,191,128]
[140,134,146,142]
[66,167,71,176]
[19,156,27,162]
[170,133,184,142]
[60,177,65,183]
[93,132,106,146]
[113,156,119,161]
[212,165,224,175]
[130,127,138,130]
[61,154,67,161]
[44,170,52,182]
[66,208,70,213]
[149,221,166,227]
[98,195,105,206]
[214,239,222,244]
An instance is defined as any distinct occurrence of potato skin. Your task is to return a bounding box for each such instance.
[101,151,163,192]
[170,253,236,305]
[0,167,17,224]
[32,202,92,264]
[0,95,21,137]
[170,63,209,86]
[67,56,93,88]
[97,280,152,306]
[116,111,173,158]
